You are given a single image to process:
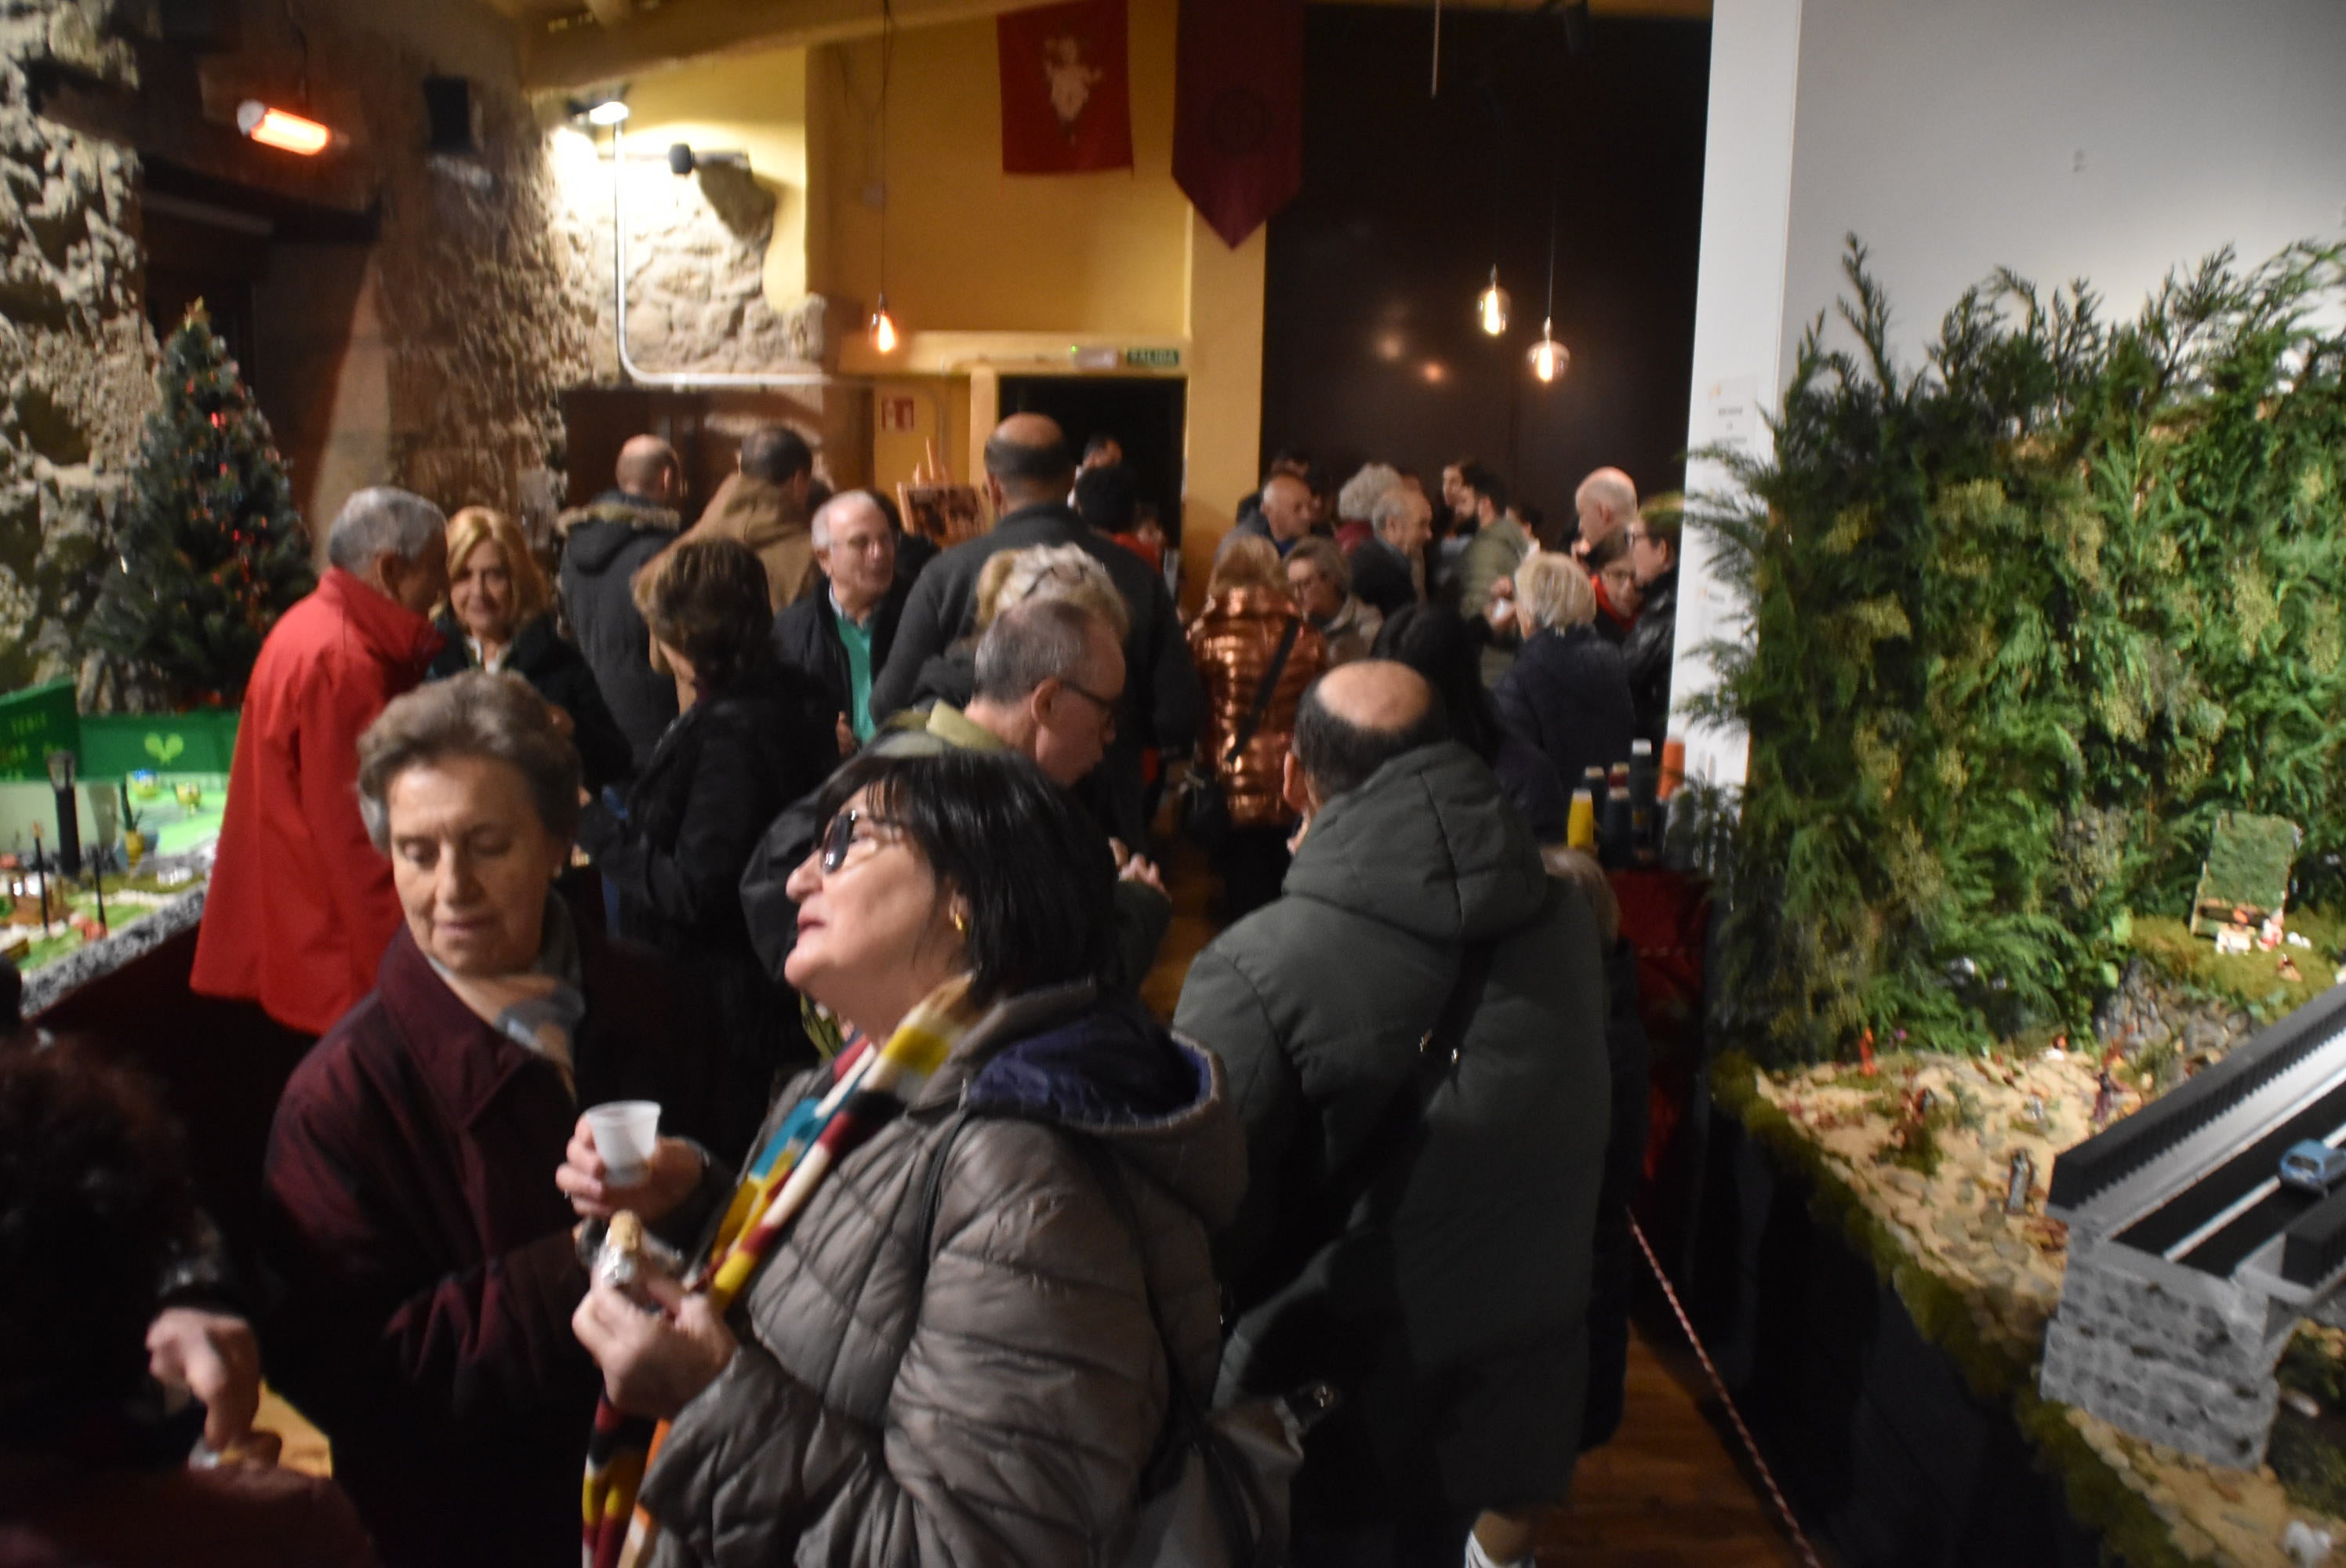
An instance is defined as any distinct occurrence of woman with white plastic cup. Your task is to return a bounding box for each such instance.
[583,1101,662,1185]
[258,672,709,1568]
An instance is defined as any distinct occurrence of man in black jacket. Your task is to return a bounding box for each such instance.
[557,435,685,770]
[1346,484,1432,619]
[771,489,906,753]
[1622,499,1681,746]
[868,413,1200,842]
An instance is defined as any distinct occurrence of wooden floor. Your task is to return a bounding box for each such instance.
[259,838,1817,1566]
[1147,838,1814,1568]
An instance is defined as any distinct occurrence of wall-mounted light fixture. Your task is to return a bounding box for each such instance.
[567,87,630,126]
[236,100,337,156]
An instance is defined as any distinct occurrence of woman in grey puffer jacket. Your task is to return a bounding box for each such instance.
[565,750,1244,1566]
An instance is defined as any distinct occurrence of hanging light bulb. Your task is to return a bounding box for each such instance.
[1476,267,1510,336]
[870,292,899,354]
[1528,320,1569,384]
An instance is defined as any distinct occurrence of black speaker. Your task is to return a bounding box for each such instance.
[159,0,237,50]
[424,76,476,154]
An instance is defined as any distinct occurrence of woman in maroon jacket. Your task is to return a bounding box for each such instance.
[260,673,711,1568]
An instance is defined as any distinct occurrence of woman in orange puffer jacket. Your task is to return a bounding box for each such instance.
[1187,532,1327,919]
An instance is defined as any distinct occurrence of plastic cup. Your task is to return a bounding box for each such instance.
[583,1101,661,1186]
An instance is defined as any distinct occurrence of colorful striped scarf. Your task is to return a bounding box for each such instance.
[581,976,975,1568]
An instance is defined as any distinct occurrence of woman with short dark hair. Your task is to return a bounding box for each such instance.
[561,749,1243,1568]
[579,539,834,1158]
[263,673,700,1568]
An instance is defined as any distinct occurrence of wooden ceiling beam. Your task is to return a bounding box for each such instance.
[520,0,1062,92]
[519,0,1709,92]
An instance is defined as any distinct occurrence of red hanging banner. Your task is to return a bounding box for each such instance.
[998,0,1134,175]
[1173,0,1304,249]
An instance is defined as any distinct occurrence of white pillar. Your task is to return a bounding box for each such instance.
[1665,0,1804,793]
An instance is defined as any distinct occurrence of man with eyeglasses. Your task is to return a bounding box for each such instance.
[742,595,1171,1000]
[1621,497,1683,746]
[868,413,1201,845]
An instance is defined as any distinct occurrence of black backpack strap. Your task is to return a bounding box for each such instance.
[1225,615,1303,765]
[1320,938,1498,1221]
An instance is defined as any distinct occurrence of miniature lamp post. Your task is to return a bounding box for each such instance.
[45,750,80,878]
[29,822,46,930]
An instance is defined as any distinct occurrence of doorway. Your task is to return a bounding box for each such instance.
[996,375,1186,546]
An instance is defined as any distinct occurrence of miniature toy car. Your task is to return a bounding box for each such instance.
[2279,1141,2346,1194]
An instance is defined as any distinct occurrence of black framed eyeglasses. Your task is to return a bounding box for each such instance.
[1055,677,1120,734]
[819,808,902,874]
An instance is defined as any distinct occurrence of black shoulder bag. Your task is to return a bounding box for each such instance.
[1182,615,1304,853]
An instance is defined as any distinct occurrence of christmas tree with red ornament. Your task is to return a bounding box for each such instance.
[90,303,313,708]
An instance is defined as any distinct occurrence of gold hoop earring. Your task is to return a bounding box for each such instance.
[952,907,969,937]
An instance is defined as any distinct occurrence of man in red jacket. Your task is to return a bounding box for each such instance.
[191,487,448,1035]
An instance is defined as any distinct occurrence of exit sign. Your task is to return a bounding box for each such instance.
[1124,347,1181,369]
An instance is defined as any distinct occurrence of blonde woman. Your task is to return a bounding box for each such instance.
[1187,532,1327,918]
[1492,550,1635,794]
[430,506,633,789]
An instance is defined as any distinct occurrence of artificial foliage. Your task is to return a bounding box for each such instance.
[89,304,312,708]
[1695,239,2346,1064]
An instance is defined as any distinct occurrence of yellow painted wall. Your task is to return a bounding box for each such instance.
[621,49,812,306]
[808,0,1189,336]
[603,0,1262,608]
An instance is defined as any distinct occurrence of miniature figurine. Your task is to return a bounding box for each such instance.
[2279,953,2303,983]
[2023,1094,2046,1124]
[2005,1149,2036,1214]
[1858,1026,1877,1077]
[2092,1069,2120,1128]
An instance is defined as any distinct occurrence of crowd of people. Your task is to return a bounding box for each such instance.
[0,412,1685,1568]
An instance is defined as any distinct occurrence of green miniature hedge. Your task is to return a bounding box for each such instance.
[2129,909,2346,1024]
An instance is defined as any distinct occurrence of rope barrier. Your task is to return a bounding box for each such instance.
[1629,1214,1828,1568]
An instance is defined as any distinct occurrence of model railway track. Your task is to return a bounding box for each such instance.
[2115,1069,2346,1276]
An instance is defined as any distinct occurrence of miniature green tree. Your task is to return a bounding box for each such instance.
[89,303,313,707]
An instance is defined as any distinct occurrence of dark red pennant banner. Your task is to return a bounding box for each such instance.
[1173,0,1303,249]
[999,0,1135,175]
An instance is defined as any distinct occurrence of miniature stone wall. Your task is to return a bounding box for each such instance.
[2097,957,2257,1069]
[2040,1240,2293,1468]
[0,5,158,698]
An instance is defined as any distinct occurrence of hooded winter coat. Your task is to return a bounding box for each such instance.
[1172,741,1611,1526]
[191,568,443,1036]
[557,491,682,771]
[634,989,1245,1567]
